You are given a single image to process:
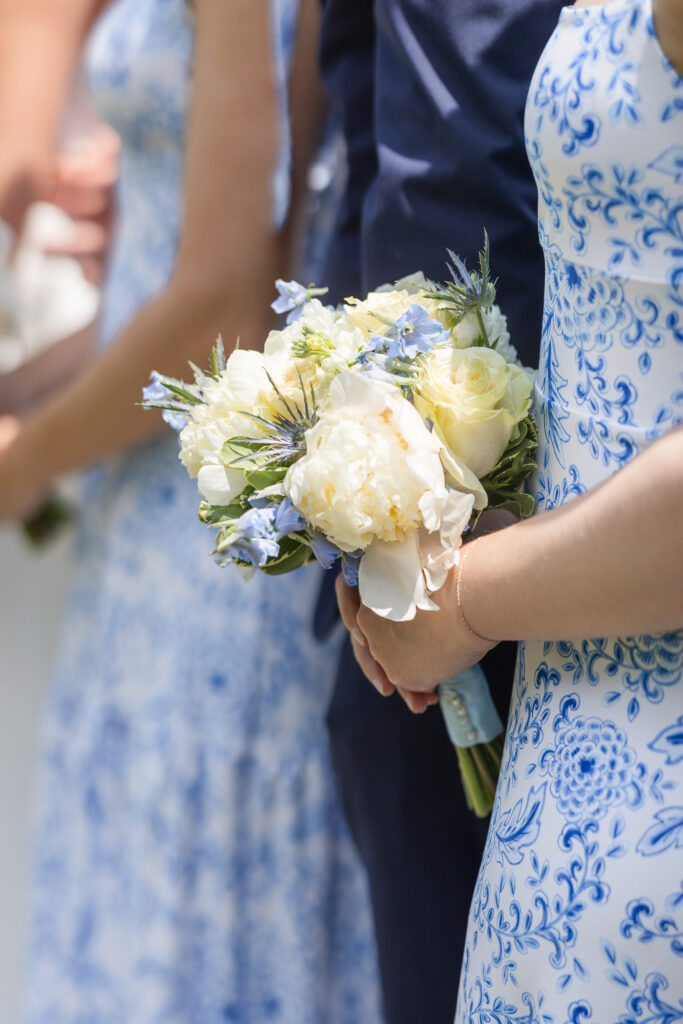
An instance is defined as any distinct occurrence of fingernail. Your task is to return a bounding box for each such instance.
[372,679,388,697]
[352,628,366,647]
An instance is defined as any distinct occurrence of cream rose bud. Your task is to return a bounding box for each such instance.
[345,288,447,337]
[283,372,448,553]
[413,346,533,479]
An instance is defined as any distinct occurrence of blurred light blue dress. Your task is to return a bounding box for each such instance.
[24,2,382,1021]
[456,1,683,1020]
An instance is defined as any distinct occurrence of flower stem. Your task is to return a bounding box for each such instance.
[475,308,490,347]
[454,733,504,818]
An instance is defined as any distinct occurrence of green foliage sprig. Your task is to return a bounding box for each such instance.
[477,413,538,522]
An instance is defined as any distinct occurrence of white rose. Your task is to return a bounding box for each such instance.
[284,372,474,620]
[179,348,276,505]
[179,402,249,506]
[413,345,533,480]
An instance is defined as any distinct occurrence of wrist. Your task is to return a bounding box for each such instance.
[456,544,497,644]
[456,535,509,645]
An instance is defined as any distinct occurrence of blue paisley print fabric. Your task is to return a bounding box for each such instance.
[455,1,683,1021]
[23,2,383,1022]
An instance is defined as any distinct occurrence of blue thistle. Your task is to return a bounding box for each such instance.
[420,232,497,343]
[224,370,318,469]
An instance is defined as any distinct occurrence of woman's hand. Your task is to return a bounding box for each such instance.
[335,565,496,713]
[0,415,48,519]
[44,122,119,284]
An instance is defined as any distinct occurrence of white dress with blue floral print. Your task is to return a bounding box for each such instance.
[23,3,383,1022]
[456,1,683,1021]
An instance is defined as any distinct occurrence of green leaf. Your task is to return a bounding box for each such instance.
[261,540,313,575]
[209,345,220,380]
[160,380,204,405]
[244,466,287,489]
[221,438,267,464]
[198,500,244,526]
[485,492,536,520]
[479,413,538,519]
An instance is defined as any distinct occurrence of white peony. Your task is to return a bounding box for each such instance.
[284,372,474,620]
[413,345,533,480]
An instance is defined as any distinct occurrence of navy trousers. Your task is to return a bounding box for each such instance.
[318,2,565,1020]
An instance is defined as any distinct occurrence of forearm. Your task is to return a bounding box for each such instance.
[0,322,96,415]
[464,426,683,641]
[10,266,280,484]
[0,0,97,229]
[283,0,325,273]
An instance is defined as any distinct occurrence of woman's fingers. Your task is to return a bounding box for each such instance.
[335,575,367,648]
[350,634,396,698]
[397,687,439,714]
[336,575,441,711]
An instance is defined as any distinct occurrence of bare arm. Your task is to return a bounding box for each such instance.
[0,324,96,415]
[0,0,100,231]
[341,426,683,700]
[652,0,683,76]
[283,0,326,274]
[0,0,286,517]
[461,425,683,643]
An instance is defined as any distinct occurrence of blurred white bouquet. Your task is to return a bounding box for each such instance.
[144,237,538,814]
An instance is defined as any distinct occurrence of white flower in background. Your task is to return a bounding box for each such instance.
[413,345,533,480]
[284,372,474,620]
[397,270,439,293]
[451,304,520,363]
[344,288,447,337]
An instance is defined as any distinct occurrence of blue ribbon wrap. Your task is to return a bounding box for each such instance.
[438,664,503,748]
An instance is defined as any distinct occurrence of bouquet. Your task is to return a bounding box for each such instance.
[143,236,537,816]
[0,217,73,547]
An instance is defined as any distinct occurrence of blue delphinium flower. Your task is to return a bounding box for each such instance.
[216,507,281,568]
[310,531,341,569]
[384,304,450,361]
[356,306,449,384]
[142,373,191,432]
[271,280,329,324]
[341,552,362,587]
[271,280,309,320]
[274,498,307,539]
[357,338,415,386]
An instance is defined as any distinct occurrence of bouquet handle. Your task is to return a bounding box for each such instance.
[438,665,505,818]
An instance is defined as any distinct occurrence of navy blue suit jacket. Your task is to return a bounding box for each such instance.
[317,4,564,1021]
